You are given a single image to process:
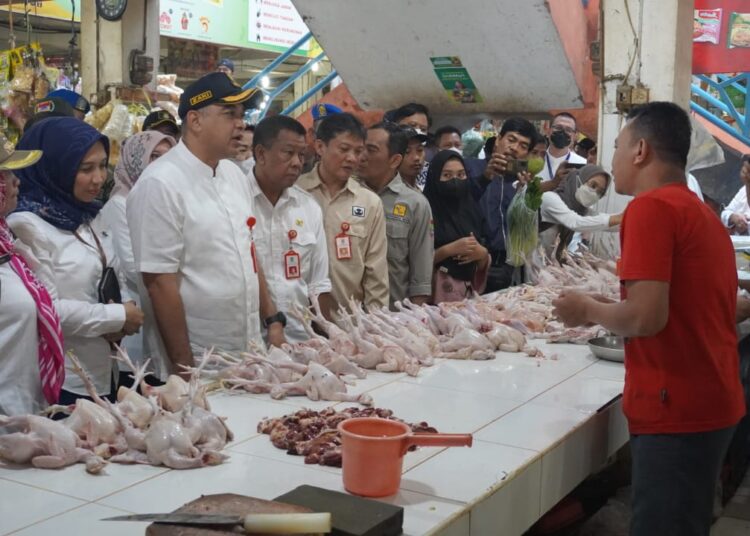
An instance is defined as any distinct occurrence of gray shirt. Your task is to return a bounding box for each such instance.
[376,174,434,308]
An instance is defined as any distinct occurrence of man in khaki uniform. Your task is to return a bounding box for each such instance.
[297,113,389,310]
[359,123,433,309]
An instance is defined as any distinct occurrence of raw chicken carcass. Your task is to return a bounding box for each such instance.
[0,415,106,474]
[271,363,373,406]
[439,329,496,360]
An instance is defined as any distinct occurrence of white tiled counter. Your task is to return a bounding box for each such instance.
[0,342,627,536]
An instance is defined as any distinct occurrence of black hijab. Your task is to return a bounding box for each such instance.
[423,150,484,281]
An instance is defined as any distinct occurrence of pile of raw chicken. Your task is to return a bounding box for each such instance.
[196,252,619,406]
[0,350,232,474]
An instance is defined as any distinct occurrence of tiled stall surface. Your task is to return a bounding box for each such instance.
[0,342,626,536]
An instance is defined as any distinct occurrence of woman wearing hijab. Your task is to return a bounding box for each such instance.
[8,117,144,404]
[423,150,490,303]
[539,164,622,261]
[100,131,175,364]
[0,139,65,415]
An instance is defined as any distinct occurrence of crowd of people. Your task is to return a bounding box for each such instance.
[0,69,747,535]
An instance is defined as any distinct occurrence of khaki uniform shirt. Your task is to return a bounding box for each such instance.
[370,174,434,308]
[297,165,389,310]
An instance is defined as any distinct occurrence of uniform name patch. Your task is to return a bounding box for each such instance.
[393,203,407,217]
[190,90,213,106]
[352,206,365,217]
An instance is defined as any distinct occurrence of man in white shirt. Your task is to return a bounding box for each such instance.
[248,115,334,342]
[127,73,285,379]
[536,112,588,183]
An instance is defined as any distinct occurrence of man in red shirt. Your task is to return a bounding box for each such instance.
[553,102,745,535]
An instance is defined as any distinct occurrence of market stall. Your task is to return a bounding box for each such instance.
[0,342,626,536]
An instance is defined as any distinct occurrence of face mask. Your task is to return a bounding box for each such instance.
[447,147,463,156]
[550,129,572,149]
[437,178,468,198]
[575,184,600,207]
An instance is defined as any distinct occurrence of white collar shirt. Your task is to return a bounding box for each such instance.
[537,149,587,181]
[248,171,331,343]
[127,141,261,377]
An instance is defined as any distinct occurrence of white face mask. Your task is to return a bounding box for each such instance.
[575,184,600,207]
[447,146,463,156]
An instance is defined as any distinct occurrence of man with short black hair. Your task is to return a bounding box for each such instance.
[249,115,333,340]
[538,112,587,182]
[387,102,432,132]
[398,128,428,189]
[470,117,538,291]
[553,102,745,536]
[434,125,463,153]
[128,72,283,378]
[297,113,389,310]
[359,123,433,308]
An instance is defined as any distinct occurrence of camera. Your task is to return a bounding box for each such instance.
[506,159,528,175]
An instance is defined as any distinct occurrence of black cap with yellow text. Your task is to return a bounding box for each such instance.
[178,72,261,119]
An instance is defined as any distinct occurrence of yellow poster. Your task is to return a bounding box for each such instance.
[0,1,80,22]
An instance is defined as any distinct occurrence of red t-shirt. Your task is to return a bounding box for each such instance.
[620,182,746,434]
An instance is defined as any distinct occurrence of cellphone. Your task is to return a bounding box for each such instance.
[506,159,528,175]
[564,162,586,170]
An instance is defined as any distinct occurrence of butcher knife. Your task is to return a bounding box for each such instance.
[103,511,331,534]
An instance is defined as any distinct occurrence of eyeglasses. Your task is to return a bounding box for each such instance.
[552,125,576,136]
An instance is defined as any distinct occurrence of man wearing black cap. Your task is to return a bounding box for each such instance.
[216,58,235,75]
[142,109,180,140]
[127,72,282,379]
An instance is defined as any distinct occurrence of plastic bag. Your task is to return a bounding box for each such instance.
[506,184,539,267]
[101,104,133,143]
[687,115,725,172]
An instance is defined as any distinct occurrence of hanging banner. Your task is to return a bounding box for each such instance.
[693,0,750,74]
[430,56,483,104]
[0,1,80,21]
[159,0,310,56]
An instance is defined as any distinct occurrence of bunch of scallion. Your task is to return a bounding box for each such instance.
[506,177,542,266]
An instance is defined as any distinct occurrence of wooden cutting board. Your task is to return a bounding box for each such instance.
[146,493,315,536]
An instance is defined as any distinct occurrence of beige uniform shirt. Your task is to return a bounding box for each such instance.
[297,165,389,310]
[370,174,434,308]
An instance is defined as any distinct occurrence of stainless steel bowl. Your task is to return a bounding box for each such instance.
[587,336,625,362]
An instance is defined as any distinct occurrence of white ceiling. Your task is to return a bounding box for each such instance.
[292,0,583,115]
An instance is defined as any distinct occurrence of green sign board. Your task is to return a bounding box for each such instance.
[430,56,482,104]
[159,0,311,56]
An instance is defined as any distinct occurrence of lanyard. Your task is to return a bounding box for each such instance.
[73,224,107,270]
[545,151,571,179]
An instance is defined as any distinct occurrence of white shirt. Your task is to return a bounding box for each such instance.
[539,192,614,256]
[0,262,45,415]
[127,141,261,379]
[8,212,127,396]
[537,149,587,182]
[686,173,705,202]
[248,172,331,343]
[721,185,750,233]
[100,194,142,362]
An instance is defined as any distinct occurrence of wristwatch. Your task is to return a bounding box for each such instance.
[263,311,287,329]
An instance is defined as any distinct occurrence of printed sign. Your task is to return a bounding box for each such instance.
[430,56,482,104]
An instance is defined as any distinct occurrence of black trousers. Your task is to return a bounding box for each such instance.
[629,425,736,536]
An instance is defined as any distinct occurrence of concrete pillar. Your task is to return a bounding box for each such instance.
[592,0,694,256]
[80,0,97,101]
[80,0,159,101]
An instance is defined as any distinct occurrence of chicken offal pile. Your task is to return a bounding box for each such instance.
[0,350,232,474]
[258,407,437,467]
[198,252,619,406]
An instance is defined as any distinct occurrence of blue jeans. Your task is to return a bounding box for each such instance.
[630,425,736,536]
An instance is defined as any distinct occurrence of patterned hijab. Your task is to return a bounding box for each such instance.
[14,117,110,231]
[110,131,176,199]
[0,173,65,404]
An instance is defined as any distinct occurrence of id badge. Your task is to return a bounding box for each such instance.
[284,249,301,279]
[335,234,352,260]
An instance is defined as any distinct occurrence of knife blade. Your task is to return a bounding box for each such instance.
[102,512,332,534]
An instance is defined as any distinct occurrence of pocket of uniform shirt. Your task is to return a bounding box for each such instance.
[386,218,409,240]
[347,224,367,239]
[291,232,316,248]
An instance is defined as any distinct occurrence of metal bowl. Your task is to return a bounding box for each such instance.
[587,336,625,363]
